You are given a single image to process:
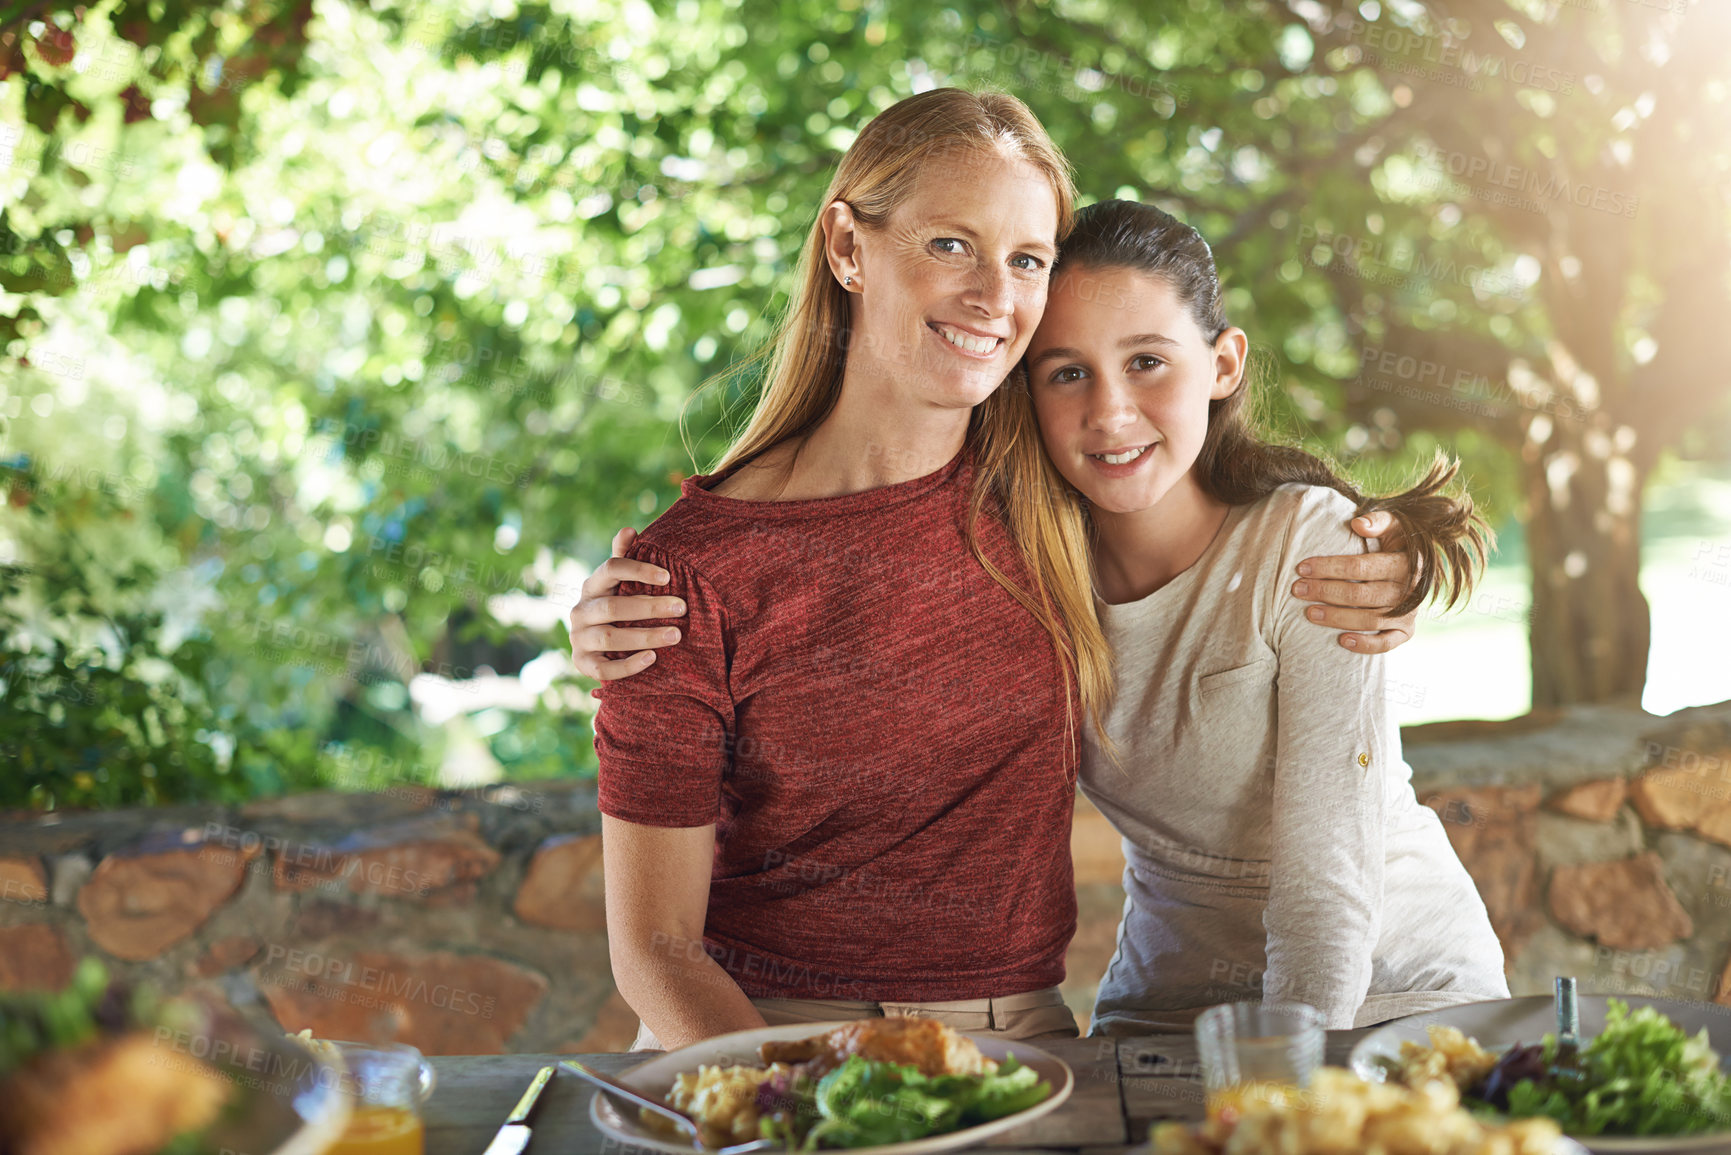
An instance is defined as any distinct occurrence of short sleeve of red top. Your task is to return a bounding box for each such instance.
[590,544,733,826]
[592,447,1079,1003]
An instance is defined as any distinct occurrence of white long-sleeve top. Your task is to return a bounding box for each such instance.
[1081,483,1508,1032]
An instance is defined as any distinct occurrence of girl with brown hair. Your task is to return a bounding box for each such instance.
[581,91,1429,1050]
[1023,199,1507,1031]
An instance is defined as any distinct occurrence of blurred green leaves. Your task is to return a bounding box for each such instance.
[1,0,1724,805]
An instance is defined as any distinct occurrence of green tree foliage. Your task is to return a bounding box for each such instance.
[1,0,1724,807]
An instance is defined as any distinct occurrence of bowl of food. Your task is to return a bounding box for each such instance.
[1350,995,1731,1152]
[0,957,352,1155]
[1150,1065,1589,1155]
[585,1016,1073,1153]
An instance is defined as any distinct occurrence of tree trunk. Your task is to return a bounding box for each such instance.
[1522,410,1651,707]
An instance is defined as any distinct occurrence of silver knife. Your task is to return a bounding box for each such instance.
[1555,974,1580,1049]
[481,1064,556,1155]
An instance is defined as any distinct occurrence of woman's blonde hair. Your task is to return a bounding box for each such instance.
[697,88,1114,769]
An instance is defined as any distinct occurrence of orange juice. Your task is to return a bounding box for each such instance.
[325,1105,424,1155]
[1204,1079,1300,1126]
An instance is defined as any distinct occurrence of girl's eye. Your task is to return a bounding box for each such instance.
[1050,366,1086,385]
[932,238,966,255]
[1130,355,1166,371]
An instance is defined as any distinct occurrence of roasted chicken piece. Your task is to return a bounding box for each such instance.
[0,1030,231,1155]
[759,1015,989,1079]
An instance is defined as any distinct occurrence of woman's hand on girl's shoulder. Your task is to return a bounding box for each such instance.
[1291,511,1419,654]
[567,526,689,680]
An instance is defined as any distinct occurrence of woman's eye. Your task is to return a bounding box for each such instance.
[932,238,966,255]
[1130,355,1166,371]
[1010,253,1047,271]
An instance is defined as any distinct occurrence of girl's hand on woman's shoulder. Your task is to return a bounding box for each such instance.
[567,526,689,680]
[1291,511,1420,654]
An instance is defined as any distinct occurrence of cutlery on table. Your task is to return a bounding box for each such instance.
[1553,975,1585,1089]
[1554,975,1579,1051]
[560,1058,777,1154]
[480,1063,556,1155]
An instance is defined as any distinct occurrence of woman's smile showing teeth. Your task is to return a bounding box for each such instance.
[931,322,1003,357]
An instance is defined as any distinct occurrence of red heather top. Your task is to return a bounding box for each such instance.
[593,446,1079,1002]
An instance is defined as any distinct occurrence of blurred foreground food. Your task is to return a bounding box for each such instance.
[1151,1066,1562,1155]
[0,957,231,1155]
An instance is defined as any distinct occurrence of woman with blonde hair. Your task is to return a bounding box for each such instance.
[586,88,1422,1051]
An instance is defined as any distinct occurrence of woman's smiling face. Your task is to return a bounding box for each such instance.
[844,147,1059,410]
[1026,264,1242,514]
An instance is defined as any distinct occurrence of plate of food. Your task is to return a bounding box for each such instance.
[585,1016,1073,1153]
[1150,1065,1591,1154]
[0,956,353,1155]
[1349,994,1731,1152]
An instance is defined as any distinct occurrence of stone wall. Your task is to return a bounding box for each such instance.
[0,783,625,1053]
[3,698,1729,1052]
[1407,698,1731,1004]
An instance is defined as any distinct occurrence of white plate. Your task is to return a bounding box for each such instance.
[587,1020,1074,1155]
[1350,995,1731,1153]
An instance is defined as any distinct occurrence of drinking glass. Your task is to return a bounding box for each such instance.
[1194,1001,1324,1120]
[322,1040,437,1155]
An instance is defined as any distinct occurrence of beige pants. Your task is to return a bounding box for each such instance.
[630,986,1079,1051]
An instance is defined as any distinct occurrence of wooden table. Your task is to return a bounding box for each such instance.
[425,1029,1374,1155]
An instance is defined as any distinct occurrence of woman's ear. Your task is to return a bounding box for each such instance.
[1212,326,1249,400]
[820,200,861,291]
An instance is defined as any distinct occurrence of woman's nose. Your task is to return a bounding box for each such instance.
[965,263,1015,316]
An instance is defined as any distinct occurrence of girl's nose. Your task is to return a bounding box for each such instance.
[1087,380,1138,431]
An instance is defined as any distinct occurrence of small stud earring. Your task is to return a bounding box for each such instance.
[844,276,853,286]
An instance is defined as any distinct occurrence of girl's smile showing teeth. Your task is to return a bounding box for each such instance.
[1089,444,1152,465]
[931,322,1004,357]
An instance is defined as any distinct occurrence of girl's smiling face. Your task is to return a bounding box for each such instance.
[1026,264,1245,514]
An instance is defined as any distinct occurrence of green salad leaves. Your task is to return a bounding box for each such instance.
[1481,999,1731,1136]
[0,957,149,1077]
[761,1053,1052,1150]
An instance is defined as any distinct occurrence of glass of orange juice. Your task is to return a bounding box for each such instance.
[1195,1002,1324,1123]
[323,1040,437,1155]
